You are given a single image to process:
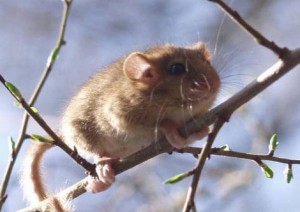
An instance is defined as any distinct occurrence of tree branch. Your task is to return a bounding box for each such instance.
[179,147,300,165]
[183,118,225,211]
[0,74,97,177]
[0,1,73,210]
[208,0,289,57]
[180,0,300,210]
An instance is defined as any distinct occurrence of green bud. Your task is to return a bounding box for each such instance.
[260,163,274,179]
[283,165,293,184]
[268,134,279,153]
[163,172,190,185]
[5,81,22,101]
[30,106,39,114]
[46,47,60,67]
[30,134,53,143]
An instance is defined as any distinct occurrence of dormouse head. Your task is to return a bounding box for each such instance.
[123,42,220,112]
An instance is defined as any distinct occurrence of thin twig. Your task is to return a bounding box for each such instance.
[183,118,225,212]
[0,1,73,210]
[28,0,71,106]
[0,74,96,176]
[209,0,289,57]
[179,147,300,165]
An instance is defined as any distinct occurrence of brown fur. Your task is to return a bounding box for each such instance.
[21,142,52,204]
[21,42,220,210]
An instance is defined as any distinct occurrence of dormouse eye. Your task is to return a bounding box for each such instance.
[167,63,186,75]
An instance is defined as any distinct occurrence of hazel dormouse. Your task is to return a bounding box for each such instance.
[21,42,220,209]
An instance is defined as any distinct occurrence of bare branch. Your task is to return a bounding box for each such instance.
[183,118,225,212]
[209,0,289,57]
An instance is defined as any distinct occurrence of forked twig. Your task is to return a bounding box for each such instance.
[209,0,289,57]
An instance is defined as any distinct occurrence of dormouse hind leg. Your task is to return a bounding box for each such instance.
[160,119,209,149]
[86,157,117,193]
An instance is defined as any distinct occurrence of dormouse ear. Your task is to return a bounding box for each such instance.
[123,52,160,86]
[189,42,211,61]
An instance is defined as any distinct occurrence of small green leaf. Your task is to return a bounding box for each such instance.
[47,47,60,67]
[268,134,279,152]
[30,106,39,114]
[164,172,189,184]
[5,81,22,100]
[284,165,293,184]
[30,134,53,143]
[260,163,274,178]
[220,144,231,151]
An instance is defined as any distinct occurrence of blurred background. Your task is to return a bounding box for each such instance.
[1,0,300,211]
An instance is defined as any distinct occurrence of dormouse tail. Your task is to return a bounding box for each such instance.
[21,142,53,205]
[20,141,74,212]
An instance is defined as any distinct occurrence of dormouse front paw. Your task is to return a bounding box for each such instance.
[160,119,209,149]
